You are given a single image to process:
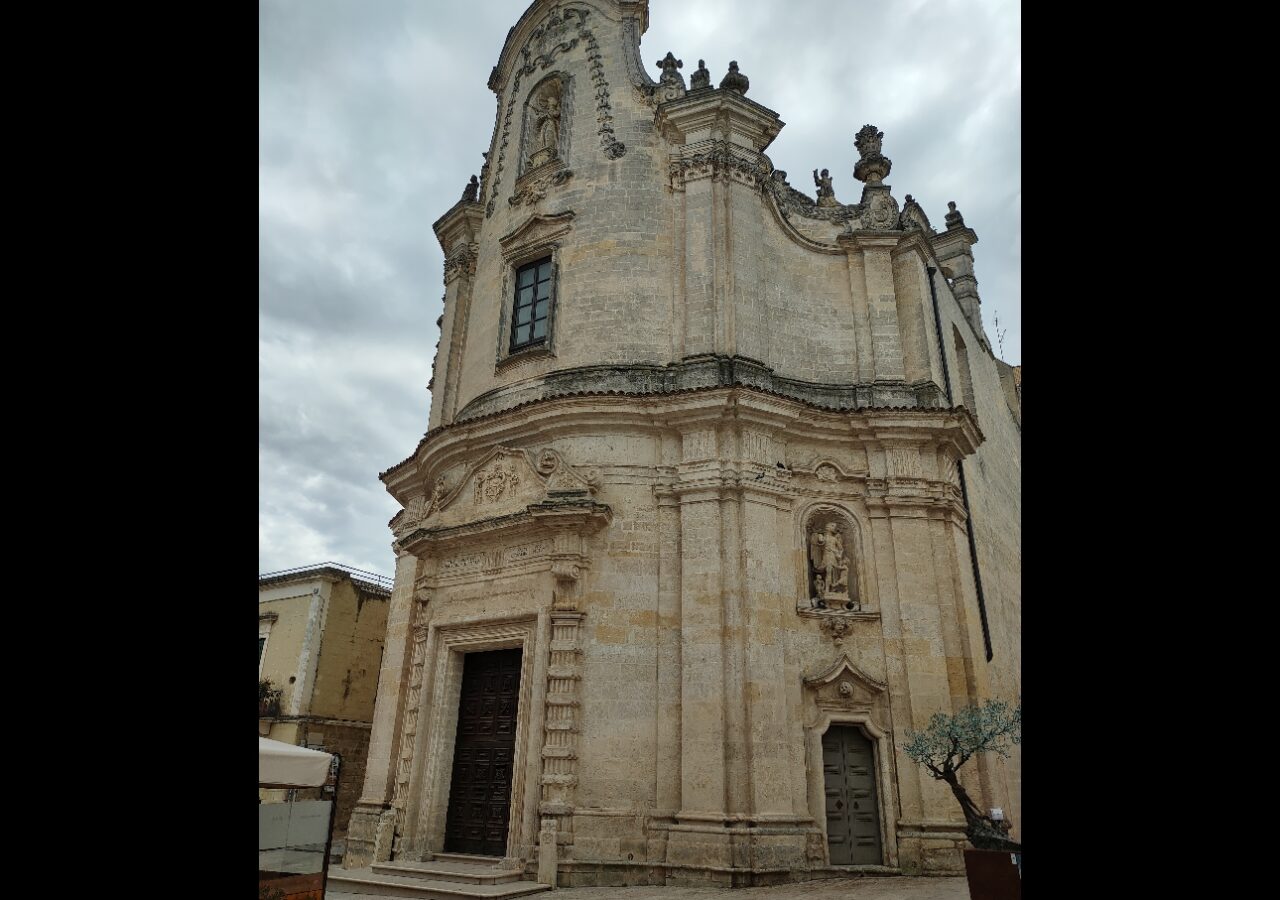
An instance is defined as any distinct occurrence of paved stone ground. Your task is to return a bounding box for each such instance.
[327,875,968,900]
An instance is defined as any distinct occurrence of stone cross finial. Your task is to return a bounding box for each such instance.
[945,200,966,229]
[690,59,711,90]
[719,60,749,95]
[462,174,479,202]
[853,124,891,184]
[655,51,687,102]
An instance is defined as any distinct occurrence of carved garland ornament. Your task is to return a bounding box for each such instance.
[443,243,478,283]
[486,6,624,217]
[510,164,574,207]
[670,141,770,187]
[764,171,861,224]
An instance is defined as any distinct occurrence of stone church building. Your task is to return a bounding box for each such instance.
[343,0,1020,888]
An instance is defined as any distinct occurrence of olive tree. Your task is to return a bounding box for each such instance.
[902,699,1021,851]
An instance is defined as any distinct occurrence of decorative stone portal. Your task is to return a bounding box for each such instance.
[443,648,524,856]
[402,617,543,870]
[803,656,898,869]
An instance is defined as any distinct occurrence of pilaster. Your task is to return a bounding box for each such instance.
[431,200,484,428]
[929,205,987,349]
[345,550,422,868]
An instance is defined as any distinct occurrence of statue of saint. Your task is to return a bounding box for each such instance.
[529,93,561,168]
[810,523,850,602]
[813,168,838,207]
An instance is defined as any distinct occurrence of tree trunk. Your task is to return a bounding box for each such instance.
[940,769,1021,852]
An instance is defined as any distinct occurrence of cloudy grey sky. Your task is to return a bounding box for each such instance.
[259,0,1020,578]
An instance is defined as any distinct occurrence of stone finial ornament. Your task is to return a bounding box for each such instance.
[813,168,838,207]
[690,59,711,91]
[462,174,479,202]
[853,124,892,184]
[655,51,687,102]
[945,200,966,229]
[719,60,749,95]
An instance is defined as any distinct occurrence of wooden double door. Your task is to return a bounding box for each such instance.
[443,648,522,857]
[822,724,883,865]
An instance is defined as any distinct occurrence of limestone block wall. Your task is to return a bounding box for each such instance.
[758,225,857,384]
[310,579,389,721]
[929,275,1023,840]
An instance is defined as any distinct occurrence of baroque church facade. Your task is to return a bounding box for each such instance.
[345,0,1021,886]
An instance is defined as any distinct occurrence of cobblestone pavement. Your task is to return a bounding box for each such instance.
[328,875,968,900]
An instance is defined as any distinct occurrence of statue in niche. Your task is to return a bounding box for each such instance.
[528,87,562,170]
[809,521,858,610]
[813,168,838,207]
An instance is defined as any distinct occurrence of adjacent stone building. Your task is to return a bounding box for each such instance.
[259,563,392,851]
[346,0,1020,886]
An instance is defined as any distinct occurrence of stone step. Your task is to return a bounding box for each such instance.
[371,859,524,884]
[428,853,508,865]
[328,868,549,900]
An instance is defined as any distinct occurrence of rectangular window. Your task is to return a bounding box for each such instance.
[511,257,553,351]
[259,637,266,662]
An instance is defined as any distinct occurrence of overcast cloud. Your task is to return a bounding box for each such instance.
[259,0,1021,578]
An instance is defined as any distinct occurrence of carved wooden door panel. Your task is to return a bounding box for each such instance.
[822,724,883,865]
[443,648,523,857]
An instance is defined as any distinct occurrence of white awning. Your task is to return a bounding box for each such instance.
[258,736,333,787]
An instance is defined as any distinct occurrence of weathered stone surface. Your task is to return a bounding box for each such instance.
[353,0,1020,887]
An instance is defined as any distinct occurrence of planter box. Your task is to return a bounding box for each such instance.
[963,848,1021,900]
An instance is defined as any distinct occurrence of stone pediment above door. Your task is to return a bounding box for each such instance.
[804,653,889,714]
[426,446,597,530]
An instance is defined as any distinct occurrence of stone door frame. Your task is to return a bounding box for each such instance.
[404,613,548,867]
[805,711,898,869]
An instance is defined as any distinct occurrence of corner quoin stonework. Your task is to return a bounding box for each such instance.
[346,0,1020,887]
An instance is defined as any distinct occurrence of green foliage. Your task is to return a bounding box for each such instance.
[902,698,1022,851]
[902,698,1021,777]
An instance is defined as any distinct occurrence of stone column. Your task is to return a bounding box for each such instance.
[389,618,431,858]
[679,170,717,358]
[857,235,906,385]
[891,239,944,399]
[344,549,422,868]
[430,201,483,429]
[535,520,593,883]
[737,481,796,818]
[654,486,683,818]
[656,87,783,365]
[439,248,476,427]
[843,246,875,384]
[673,483,726,817]
[930,206,985,347]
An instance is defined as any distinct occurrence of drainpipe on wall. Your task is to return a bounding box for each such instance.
[926,265,993,662]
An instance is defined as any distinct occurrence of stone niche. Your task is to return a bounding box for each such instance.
[801,508,862,613]
[521,74,568,173]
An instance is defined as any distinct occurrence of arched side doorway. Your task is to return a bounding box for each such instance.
[803,656,898,868]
